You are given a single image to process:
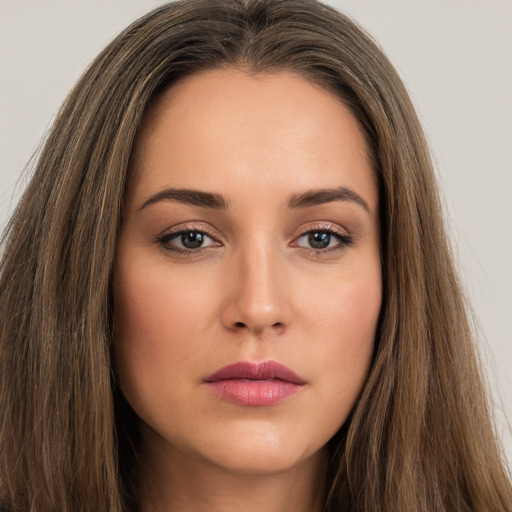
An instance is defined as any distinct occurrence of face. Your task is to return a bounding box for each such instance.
[113,69,382,476]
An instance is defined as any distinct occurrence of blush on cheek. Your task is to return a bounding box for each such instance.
[314,276,380,382]
[113,263,218,380]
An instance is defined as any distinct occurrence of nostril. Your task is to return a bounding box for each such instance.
[234,322,246,329]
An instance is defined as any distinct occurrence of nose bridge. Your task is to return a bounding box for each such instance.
[223,236,290,334]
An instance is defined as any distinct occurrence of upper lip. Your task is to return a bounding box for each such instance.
[204,361,306,385]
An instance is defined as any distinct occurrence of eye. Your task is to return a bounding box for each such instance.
[176,231,210,249]
[298,231,336,250]
[293,228,354,253]
[156,229,220,253]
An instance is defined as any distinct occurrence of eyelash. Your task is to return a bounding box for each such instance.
[292,223,354,256]
[154,223,354,257]
[154,224,220,256]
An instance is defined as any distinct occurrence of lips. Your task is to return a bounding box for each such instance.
[204,361,306,406]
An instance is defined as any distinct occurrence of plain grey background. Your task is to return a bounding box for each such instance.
[1,0,511,468]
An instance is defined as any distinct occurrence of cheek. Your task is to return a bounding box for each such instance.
[112,257,220,403]
[300,267,381,415]
[301,259,381,344]
[114,247,227,336]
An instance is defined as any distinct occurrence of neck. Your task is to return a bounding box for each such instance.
[138,431,328,512]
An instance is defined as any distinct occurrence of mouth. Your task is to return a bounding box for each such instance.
[203,360,306,406]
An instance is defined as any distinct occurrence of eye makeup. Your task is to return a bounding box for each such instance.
[153,219,354,259]
[153,222,222,256]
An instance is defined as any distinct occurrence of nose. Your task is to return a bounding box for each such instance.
[220,244,292,336]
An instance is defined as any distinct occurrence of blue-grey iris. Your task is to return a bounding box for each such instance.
[181,231,204,249]
[309,232,330,249]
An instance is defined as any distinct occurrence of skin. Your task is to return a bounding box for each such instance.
[113,69,382,512]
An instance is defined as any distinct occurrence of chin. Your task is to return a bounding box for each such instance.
[210,449,302,476]
[190,422,326,476]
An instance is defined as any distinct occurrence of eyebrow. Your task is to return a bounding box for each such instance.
[139,185,369,212]
[287,187,370,212]
[139,188,228,211]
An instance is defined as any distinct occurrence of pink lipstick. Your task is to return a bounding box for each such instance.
[204,361,306,406]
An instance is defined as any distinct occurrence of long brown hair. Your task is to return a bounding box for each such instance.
[1,1,510,510]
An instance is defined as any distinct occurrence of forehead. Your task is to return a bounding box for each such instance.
[128,69,377,212]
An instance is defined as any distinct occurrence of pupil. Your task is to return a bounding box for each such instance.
[181,231,204,249]
[309,232,330,249]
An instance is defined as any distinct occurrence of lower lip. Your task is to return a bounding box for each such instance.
[205,379,304,406]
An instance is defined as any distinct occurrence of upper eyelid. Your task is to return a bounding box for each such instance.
[157,222,220,240]
[291,221,350,238]
[294,227,353,244]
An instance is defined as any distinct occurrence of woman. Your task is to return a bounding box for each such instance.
[0,0,510,511]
